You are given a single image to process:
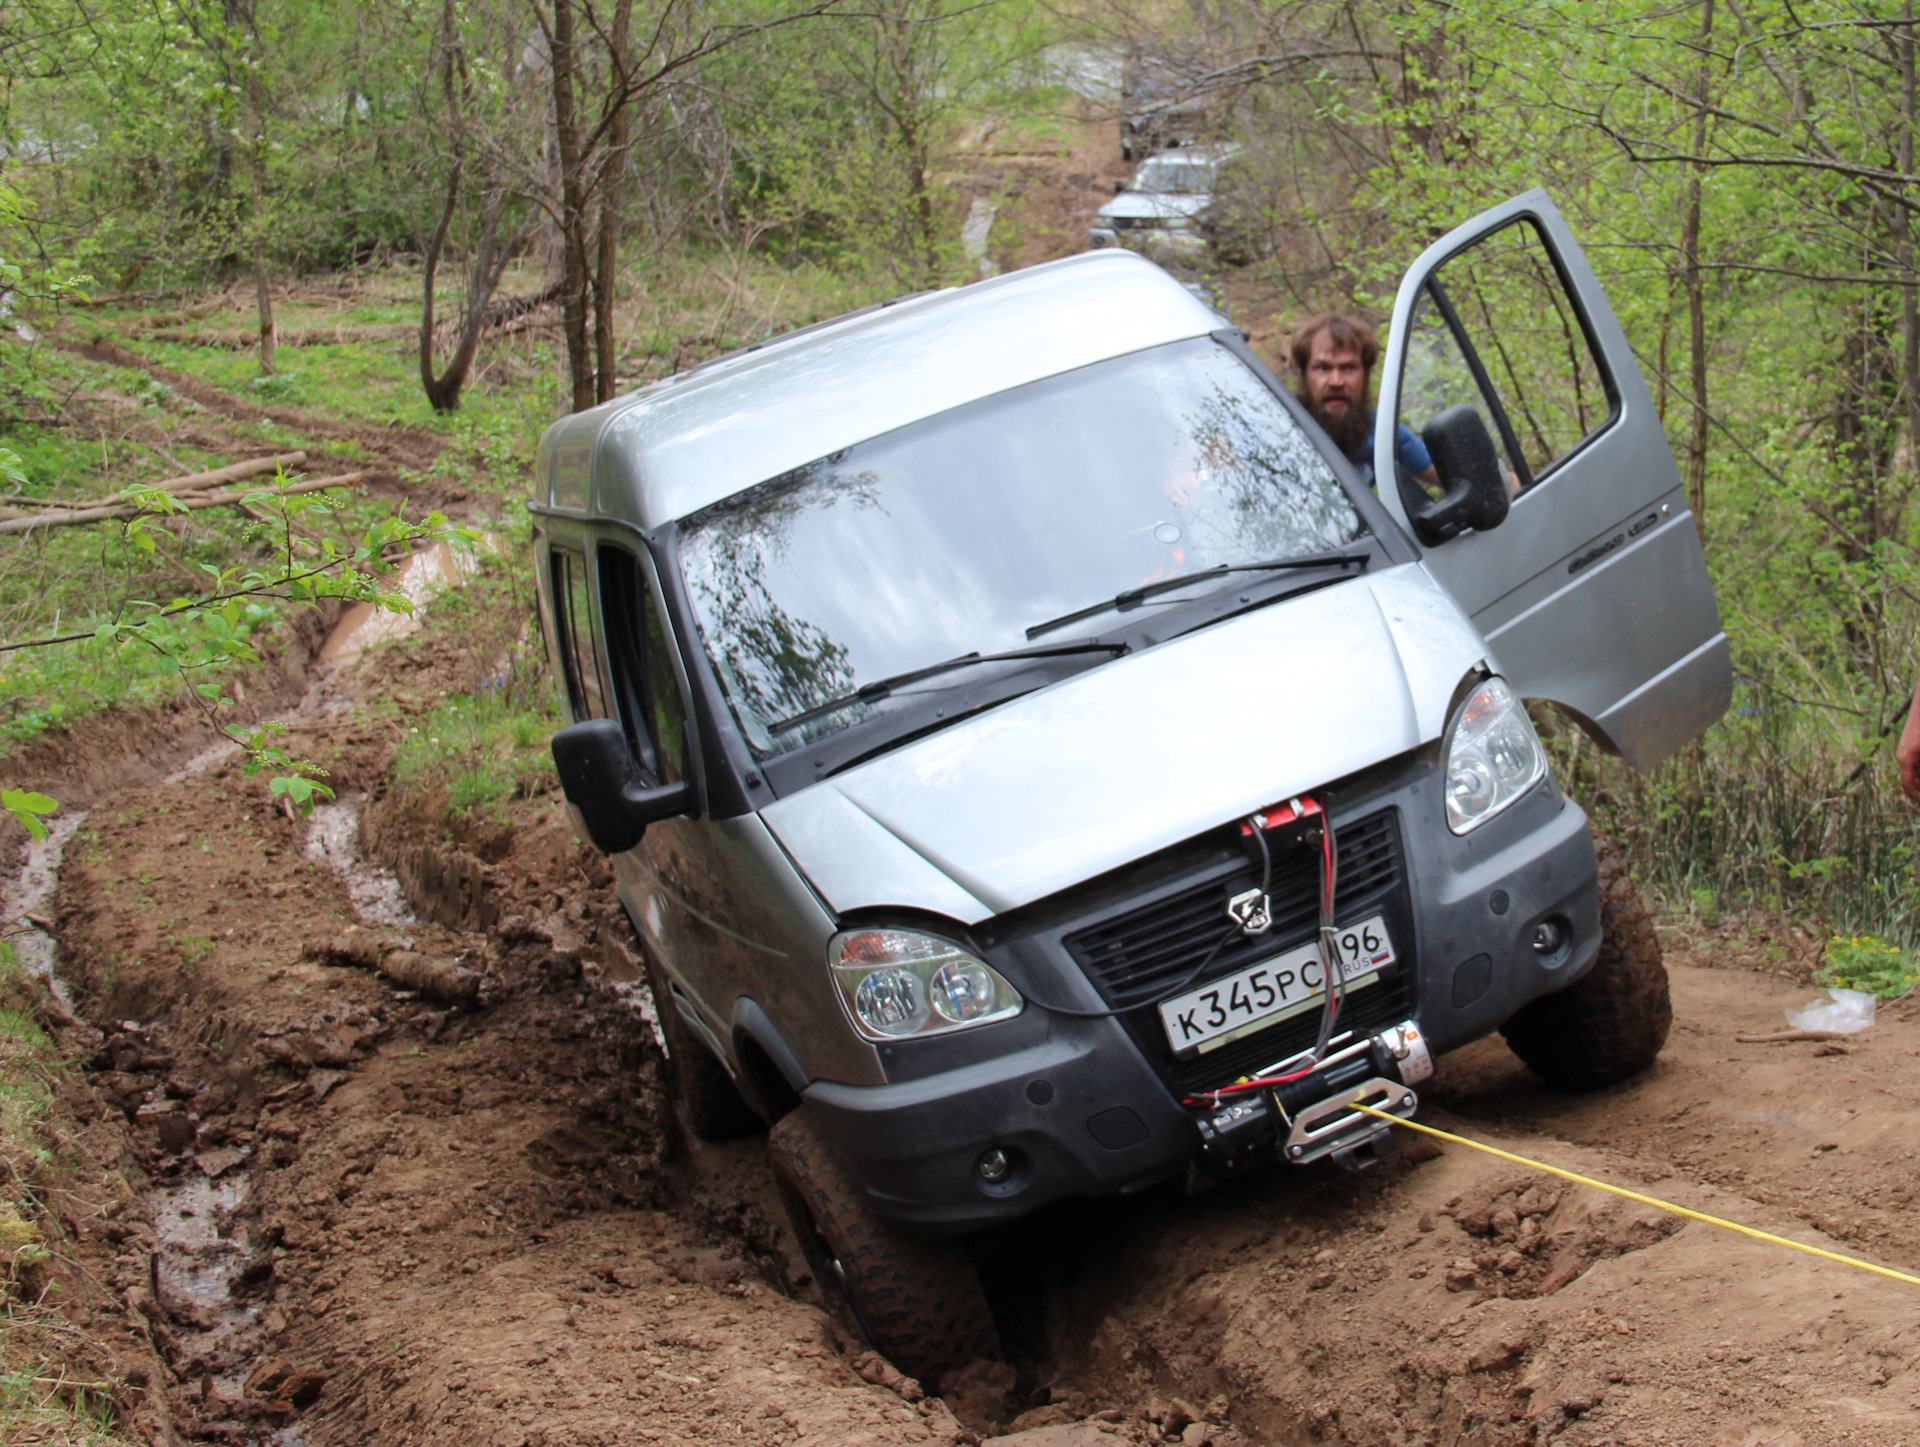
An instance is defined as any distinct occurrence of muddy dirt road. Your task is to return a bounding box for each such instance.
[18,567,1920,1447]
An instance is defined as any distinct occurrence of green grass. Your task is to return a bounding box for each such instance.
[386,536,561,819]
[1563,673,1920,950]
[393,688,559,819]
[0,1362,127,1447]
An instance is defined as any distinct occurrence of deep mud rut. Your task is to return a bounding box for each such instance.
[20,578,1920,1447]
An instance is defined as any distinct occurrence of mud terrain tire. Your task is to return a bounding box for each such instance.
[646,955,761,1142]
[768,1106,999,1386]
[1500,834,1671,1090]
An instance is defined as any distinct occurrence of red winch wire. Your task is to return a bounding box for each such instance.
[1184,797,1344,1110]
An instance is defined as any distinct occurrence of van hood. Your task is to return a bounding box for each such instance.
[758,563,1487,924]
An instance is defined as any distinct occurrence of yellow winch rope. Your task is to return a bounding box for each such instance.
[1350,1102,1920,1290]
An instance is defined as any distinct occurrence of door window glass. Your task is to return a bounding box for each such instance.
[551,547,606,722]
[599,546,689,784]
[1396,218,1615,505]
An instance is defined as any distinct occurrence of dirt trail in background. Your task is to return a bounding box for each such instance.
[54,335,470,507]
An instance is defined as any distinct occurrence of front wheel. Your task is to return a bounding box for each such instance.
[1500,833,1671,1090]
[768,1106,999,1387]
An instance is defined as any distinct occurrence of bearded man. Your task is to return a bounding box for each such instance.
[1290,313,1439,492]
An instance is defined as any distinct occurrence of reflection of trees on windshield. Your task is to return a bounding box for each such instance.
[1180,379,1357,559]
[680,457,876,750]
[675,337,1371,764]
[1399,291,1523,492]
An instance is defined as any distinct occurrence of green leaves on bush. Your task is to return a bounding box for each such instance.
[1819,935,1920,1002]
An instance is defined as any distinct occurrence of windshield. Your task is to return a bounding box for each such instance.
[1135,158,1213,194]
[677,337,1363,759]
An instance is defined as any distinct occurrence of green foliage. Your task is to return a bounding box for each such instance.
[0,1363,125,1447]
[0,476,474,820]
[392,688,560,819]
[721,0,1064,283]
[0,793,57,842]
[1819,934,1920,1000]
[1208,0,1920,942]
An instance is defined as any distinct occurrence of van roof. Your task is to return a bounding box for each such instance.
[535,249,1227,530]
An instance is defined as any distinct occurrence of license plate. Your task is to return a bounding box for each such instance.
[1158,914,1396,1057]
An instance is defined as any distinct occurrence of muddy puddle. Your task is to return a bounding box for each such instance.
[301,790,414,930]
[152,1173,258,1386]
[2,810,84,1009]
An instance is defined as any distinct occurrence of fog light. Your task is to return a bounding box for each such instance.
[976,1147,1012,1184]
[1532,919,1568,955]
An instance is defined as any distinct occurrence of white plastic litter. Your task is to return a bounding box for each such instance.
[1785,986,1878,1034]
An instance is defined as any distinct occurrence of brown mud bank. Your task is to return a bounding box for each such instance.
[14,572,1920,1446]
[0,605,336,868]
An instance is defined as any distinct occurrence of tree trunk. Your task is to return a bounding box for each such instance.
[1679,0,1714,538]
[549,0,597,413]
[593,0,636,405]
[254,244,277,375]
[420,120,465,410]
[1897,4,1920,472]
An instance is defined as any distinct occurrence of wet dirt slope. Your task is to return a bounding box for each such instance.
[1004,954,1920,1447]
[50,735,966,1445]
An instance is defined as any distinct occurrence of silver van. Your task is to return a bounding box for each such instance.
[532,191,1728,1382]
[1088,146,1235,257]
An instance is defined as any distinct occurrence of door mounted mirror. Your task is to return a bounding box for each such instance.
[1409,405,1511,543]
[552,719,693,854]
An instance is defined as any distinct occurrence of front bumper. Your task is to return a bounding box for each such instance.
[1087,225,1206,256]
[806,763,1599,1235]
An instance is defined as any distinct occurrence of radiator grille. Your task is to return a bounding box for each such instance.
[1061,810,1413,1094]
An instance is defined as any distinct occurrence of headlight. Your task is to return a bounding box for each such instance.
[1443,677,1548,833]
[829,928,1023,1041]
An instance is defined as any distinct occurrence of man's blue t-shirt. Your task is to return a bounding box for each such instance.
[1341,412,1432,490]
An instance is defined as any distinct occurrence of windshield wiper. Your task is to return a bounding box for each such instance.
[1025,551,1372,641]
[769,641,1128,735]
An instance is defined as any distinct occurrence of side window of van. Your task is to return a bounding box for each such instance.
[1395,217,1616,501]
[598,546,689,785]
[551,547,607,722]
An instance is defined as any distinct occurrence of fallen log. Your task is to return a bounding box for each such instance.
[312,928,481,1006]
[157,452,307,494]
[0,453,306,520]
[139,325,415,349]
[0,471,364,536]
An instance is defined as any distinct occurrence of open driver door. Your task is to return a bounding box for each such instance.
[1371,189,1730,769]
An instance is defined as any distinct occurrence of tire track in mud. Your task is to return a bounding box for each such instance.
[27,571,984,1447]
[23,558,1920,1447]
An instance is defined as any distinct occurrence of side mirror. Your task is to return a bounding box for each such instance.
[551,719,693,853]
[1409,405,1512,544]
[1113,180,1127,193]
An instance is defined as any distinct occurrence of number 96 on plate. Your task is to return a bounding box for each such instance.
[1158,914,1396,1057]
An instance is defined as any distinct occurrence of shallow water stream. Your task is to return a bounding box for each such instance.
[0,540,481,1427]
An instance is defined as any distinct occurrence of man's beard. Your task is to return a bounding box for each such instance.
[1300,392,1371,456]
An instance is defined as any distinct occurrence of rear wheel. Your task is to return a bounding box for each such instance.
[768,1105,999,1387]
[1501,833,1671,1090]
[645,955,761,1142]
